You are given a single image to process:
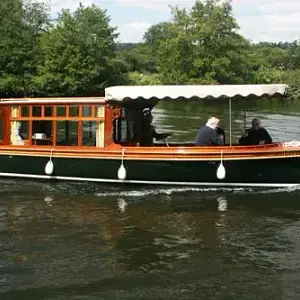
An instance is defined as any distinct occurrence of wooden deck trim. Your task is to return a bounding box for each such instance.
[0,143,299,161]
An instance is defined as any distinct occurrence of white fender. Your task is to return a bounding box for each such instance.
[118,149,127,180]
[117,163,127,180]
[217,162,226,180]
[216,150,226,180]
[45,159,54,175]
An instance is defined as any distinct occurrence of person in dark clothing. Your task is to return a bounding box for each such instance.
[195,117,224,146]
[216,126,226,144]
[239,118,272,145]
[140,109,171,146]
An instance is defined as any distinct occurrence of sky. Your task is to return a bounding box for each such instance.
[41,0,300,43]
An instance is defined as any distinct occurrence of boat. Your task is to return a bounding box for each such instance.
[0,84,300,188]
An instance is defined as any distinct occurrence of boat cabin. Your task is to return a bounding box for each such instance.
[0,97,156,149]
[0,98,110,147]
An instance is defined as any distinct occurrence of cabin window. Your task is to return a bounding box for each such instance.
[7,103,106,147]
[82,121,96,146]
[82,106,92,117]
[70,106,79,117]
[45,106,53,117]
[32,106,42,117]
[56,121,78,146]
[32,120,53,145]
[19,121,29,139]
[21,106,29,117]
[56,106,66,117]
[113,108,136,145]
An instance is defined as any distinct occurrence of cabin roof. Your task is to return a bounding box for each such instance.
[0,97,106,105]
[105,84,288,103]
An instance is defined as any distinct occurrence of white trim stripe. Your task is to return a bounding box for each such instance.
[0,172,298,188]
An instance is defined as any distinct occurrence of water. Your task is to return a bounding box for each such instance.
[1,99,300,299]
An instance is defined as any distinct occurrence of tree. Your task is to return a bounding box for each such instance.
[144,0,251,84]
[36,4,122,96]
[0,0,50,97]
[116,43,158,74]
[144,22,172,53]
[126,72,162,85]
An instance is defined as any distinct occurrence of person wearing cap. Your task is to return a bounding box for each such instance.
[140,109,171,146]
[195,117,224,146]
[239,118,272,145]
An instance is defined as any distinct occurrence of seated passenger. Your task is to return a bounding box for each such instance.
[140,109,171,146]
[195,117,224,146]
[239,118,272,145]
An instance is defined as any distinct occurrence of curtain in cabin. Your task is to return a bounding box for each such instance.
[95,106,105,147]
[10,107,24,145]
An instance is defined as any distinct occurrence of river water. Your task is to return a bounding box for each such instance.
[1,99,300,299]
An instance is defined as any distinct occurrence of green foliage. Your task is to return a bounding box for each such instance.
[251,67,284,84]
[248,44,292,73]
[35,4,121,96]
[144,22,172,53]
[0,0,50,97]
[116,44,157,74]
[282,70,300,85]
[2,0,300,99]
[127,72,162,85]
[143,0,251,84]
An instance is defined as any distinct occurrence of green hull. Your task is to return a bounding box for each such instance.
[0,153,300,186]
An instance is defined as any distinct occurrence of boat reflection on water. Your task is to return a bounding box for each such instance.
[117,198,128,213]
[44,196,54,206]
[217,196,228,212]
[1,189,233,273]
[215,196,230,246]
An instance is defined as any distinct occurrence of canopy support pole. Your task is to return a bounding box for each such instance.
[229,98,232,146]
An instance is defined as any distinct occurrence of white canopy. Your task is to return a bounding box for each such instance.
[105,84,288,102]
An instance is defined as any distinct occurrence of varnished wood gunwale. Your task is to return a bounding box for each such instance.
[0,143,300,161]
